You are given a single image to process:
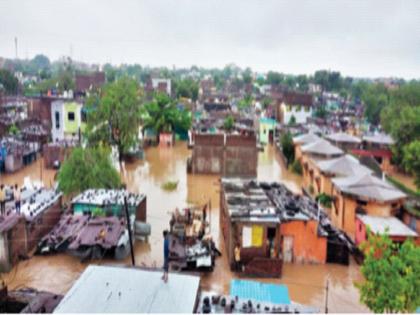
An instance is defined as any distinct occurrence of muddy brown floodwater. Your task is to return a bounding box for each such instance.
[1,143,369,313]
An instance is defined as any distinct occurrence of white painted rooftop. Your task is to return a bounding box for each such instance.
[54,265,200,313]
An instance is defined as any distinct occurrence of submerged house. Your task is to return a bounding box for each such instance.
[276,92,313,125]
[259,117,278,144]
[325,132,361,152]
[189,133,258,177]
[37,189,148,260]
[292,132,321,162]
[355,215,418,246]
[331,173,407,240]
[300,139,344,191]
[220,178,353,277]
[352,133,395,172]
[51,100,85,142]
[0,187,62,271]
[0,137,39,173]
[310,154,373,196]
[42,139,77,169]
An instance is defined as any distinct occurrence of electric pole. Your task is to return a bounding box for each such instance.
[124,195,136,266]
[14,37,18,59]
[325,279,329,314]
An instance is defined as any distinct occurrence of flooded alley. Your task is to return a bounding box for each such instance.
[1,142,368,313]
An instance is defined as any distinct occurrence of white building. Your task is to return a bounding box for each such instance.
[51,100,84,142]
[151,78,171,95]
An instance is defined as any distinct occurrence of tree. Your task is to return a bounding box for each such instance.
[356,231,420,313]
[223,115,234,131]
[280,132,294,163]
[142,92,191,137]
[85,77,142,165]
[238,94,253,110]
[0,69,18,95]
[31,54,50,71]
[288,115,296,126]
[314,105,328,119]
[362,83,389,125]
[402,140,420,189]
[266,71,284,85]
[58,146,121,196]
[175,78,199,101]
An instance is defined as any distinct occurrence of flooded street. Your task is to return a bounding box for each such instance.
[1,142,368,313]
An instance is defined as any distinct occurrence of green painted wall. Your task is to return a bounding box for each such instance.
[64,102,85,134]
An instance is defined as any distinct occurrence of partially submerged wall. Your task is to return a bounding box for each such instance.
[191,133,257,177]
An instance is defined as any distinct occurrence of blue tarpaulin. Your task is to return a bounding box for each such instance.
[230,279,291,305]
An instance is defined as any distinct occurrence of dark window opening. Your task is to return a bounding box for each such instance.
[55,111,60,129]
[68,112,75,121]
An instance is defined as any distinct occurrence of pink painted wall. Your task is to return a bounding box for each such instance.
[355,217,367,246]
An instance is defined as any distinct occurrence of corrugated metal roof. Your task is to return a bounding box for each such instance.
[54,265,200,313]
[326,132,361,143]
[301,139,343,156]
[332,173,406,202]
[292,133,321,145]
[316,154,372,177]
[357,215,418,237]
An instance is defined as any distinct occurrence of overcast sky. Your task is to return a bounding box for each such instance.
[1,0,419,78]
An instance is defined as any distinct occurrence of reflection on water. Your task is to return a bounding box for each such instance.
[1,142,368,313]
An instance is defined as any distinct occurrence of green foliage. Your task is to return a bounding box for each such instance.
[238,94,253,109]
[85,76,142,157]
[288,115,296,126]
[223,115,235,131]
[316,193,333,208]
[356,232,420,313]
[266,71,285,85]
[402,140,420,189]
[142,92,191,135]
[386,175,420,198]
[161,181,178,191]
[0,69,19,95]
[314,70,342,91]
[261,97,272,109]
[280,132,295,163]
[290,159,302,175]
[362,83,389,125]
[314,105,328,119]
[58,147,121,196]
[174,78,199,101]
[8,124,19,135]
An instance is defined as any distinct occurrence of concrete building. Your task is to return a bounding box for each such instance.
[0,187,62,271]
[325,132,361,152]
[54,265,200,313]
[189,133,258,177]
[259,117,277,144]
[277,92,313,124]
[355,215,418,245]
[331,173,406,240]
[51,100,84,142]
[220,179,353,276]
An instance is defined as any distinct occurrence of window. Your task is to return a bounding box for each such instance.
[68,112,75,121]
[356,200,368,206]
[55,111,60,129]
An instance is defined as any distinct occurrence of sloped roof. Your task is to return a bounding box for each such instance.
[357,215,417,237]
[332,173,406,202]
[316,154,373,177]
[363,133,395,145]
[292,133,321,145]
[326,132,361,144]
[54,265,200,313]
[301,138,343,156]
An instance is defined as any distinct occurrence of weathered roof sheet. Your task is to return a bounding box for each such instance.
[292,133,321,145]
[316,154,373,177]
[54,265,200,313]
[71,189,145,208]
[363,133,395,145]
[326,132,361,144]
[332,173,406,202]
[357,215,418,237]
[301,138,344,156]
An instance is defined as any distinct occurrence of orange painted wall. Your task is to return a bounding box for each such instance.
[280,220,327,263]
